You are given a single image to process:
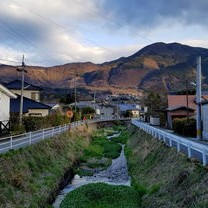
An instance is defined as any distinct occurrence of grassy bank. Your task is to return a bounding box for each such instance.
[127,126,208,208]
[0,124,96,208]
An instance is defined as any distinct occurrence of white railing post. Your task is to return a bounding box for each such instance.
[202,148,207,166]
[188,144,191,158]
[10,136,13,150]
[42,129,45,140]
[52,127,54,137]
[177,140,180,152]
[29,132,32,145]
[169,137,172,147]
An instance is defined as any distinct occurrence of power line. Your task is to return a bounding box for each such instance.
[74,0,153,43]
[8,0,115,53]
[0,20,62,65]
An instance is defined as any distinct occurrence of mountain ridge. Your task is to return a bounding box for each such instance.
[1,42,208,94]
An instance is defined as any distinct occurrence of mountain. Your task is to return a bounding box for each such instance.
[1,42,208,94]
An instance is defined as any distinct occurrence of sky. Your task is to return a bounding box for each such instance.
[0,0,208,66]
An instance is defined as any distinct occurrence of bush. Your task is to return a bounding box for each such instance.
[23,113,70,132]
[173,118,196,137]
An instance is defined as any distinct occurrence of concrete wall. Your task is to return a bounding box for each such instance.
[25,109,49,117]
[0,91,10,121]
[11,90,40,102]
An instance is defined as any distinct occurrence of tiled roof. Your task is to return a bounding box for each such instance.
[118,104,139,112]
[6,80,43,91]
[10,95,51,113]
[166,105,195,111]
[167,95,208,110]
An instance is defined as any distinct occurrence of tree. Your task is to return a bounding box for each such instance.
[144,92,166,116]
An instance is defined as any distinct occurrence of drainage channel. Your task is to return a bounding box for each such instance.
[53,133,130,208]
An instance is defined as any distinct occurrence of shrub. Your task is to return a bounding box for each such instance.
[173,118,196,137]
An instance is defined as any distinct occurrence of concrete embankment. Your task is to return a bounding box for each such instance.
[0,124,95,208]
[127,126,208,208]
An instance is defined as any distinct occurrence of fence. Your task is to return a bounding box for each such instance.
[132,119,208,166]
[0,117,130,154]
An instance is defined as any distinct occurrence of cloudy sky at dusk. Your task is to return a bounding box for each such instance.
[0,0,208,66]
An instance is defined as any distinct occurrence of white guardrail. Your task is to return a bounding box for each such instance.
[0,117,130,154]
[132,119,208,166]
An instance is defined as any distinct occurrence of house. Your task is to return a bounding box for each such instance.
[6,80,42,102]
[166,95,208,129]
[0,84,17,135]
[10,95,51,117]
[118,104,140,117]
[202,101,208,140]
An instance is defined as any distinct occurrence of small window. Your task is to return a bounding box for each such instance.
[31,92,36,100]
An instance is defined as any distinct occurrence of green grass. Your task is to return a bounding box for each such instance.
[111,131,130,144]
[0,125,95,208]
[60,183,142,208]
[126,126,208,208]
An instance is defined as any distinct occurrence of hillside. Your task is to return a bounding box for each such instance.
[1,42,208,93]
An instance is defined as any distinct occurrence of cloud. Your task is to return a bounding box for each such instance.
[0,0,208,66]
[100,0,208,31]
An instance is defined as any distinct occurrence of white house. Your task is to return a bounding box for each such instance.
[6,80,42,102]
[0,84,17,135]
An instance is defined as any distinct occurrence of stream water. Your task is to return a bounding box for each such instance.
[53,132,130,208]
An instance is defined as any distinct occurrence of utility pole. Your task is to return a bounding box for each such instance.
[196,56,202,140]
[74,71,77,112]
[186,80,190,126]
[17,55,27,125]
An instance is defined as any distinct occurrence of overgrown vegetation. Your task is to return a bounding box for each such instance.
[75,128,122,176]
[126,126,208,208]
[0,124,96,208]
[60,183,142,208]
[173,118,196,137]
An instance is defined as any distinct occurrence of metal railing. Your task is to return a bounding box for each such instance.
[132,119,208,166]
[0,117,131,154]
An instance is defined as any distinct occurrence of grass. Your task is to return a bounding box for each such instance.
[111,131,130,144]
[60,183,142,208]
[126,126,208,208]
[78,132,122,174]
[0,124,96,208]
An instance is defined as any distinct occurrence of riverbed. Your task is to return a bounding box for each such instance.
[53,133,130,208]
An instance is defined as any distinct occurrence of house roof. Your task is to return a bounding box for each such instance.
[166,105,195,112]
[118,104,139,112]
[10,95,51,113]
[167,95,208,110]
[6,80,43,91]
[0,84,17,98]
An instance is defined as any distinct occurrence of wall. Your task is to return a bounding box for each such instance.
[0,91,10,121]
[11,89,40,102]
[25,109,49,117]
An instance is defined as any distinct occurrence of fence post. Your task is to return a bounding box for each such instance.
[169,137,172,147]
[10,136,13,150]
[188,143,191,158]
[202,148,207,166]
[177,140,180,152]
[42,129,45,140]
[29,132,32,145]
[52,127,54,137]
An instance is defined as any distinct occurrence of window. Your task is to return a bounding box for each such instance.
[31,92,36,100]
